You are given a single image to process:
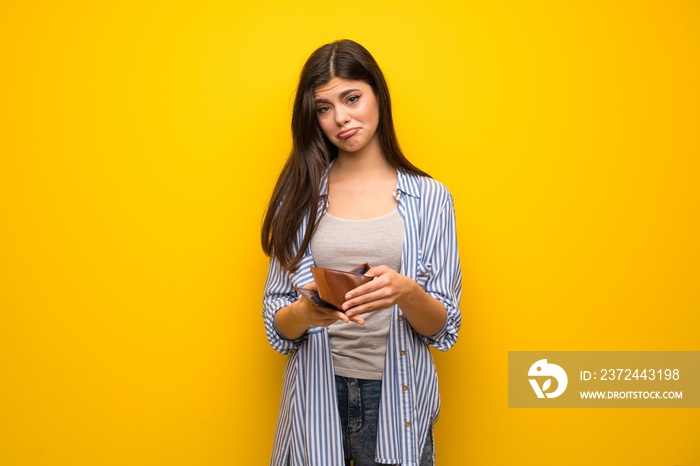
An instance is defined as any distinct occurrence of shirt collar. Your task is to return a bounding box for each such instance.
[395,169,421,199]
[319,163,331,198]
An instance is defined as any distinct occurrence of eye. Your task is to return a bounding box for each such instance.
[347,95,360,104]
[316,106,330,114]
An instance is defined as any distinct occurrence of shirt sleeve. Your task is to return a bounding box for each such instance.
[262,256,305,354]
[419,190,463,351]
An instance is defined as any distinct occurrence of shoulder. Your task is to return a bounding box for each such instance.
[399,171,453,204]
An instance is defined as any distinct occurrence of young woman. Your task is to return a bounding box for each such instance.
[261,39,462,466]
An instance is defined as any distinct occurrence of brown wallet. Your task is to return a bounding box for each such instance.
[295,263,372,310]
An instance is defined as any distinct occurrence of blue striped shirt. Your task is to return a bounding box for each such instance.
[262,168,462,465]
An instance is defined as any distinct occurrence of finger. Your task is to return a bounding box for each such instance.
[345,300,391,319]
[364,265,389,277]
[314,305,350,323]
[343,288,385,312]
[349,315,365,325]
[345,279,382,301]
[333,310,350,323]
[312,309,349,326]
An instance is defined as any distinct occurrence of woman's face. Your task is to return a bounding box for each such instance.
[313,77,380,154]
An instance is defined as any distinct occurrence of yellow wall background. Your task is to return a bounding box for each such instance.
[1,1,698,465]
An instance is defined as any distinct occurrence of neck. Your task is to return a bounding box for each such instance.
[334,137,392,177]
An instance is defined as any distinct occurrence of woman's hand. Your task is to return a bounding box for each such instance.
[341,265,415,317]
[342,265,447,337]
[299,282,365,327]
[274,282,364,341]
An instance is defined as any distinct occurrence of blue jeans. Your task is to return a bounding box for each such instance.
[335,376,434,466]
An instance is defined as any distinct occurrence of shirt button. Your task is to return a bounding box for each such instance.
[402,385,408,391]
[397,315,404,321]
[400,350,406,356]
[393,188,400,196]
[405,421,411,427]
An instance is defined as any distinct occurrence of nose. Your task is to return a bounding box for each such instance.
[334,106,350,126]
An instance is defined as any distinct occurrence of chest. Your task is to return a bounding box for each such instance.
[326,179,398,219]
[311,210,404,272]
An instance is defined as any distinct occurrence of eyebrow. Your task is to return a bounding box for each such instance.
[314,88,361,104]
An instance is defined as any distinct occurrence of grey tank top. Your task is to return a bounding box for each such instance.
[310,209,404,380]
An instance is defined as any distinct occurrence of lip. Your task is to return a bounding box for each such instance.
[337,128,360,139]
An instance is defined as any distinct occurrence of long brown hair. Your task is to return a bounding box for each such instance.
[261,39,429,271]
